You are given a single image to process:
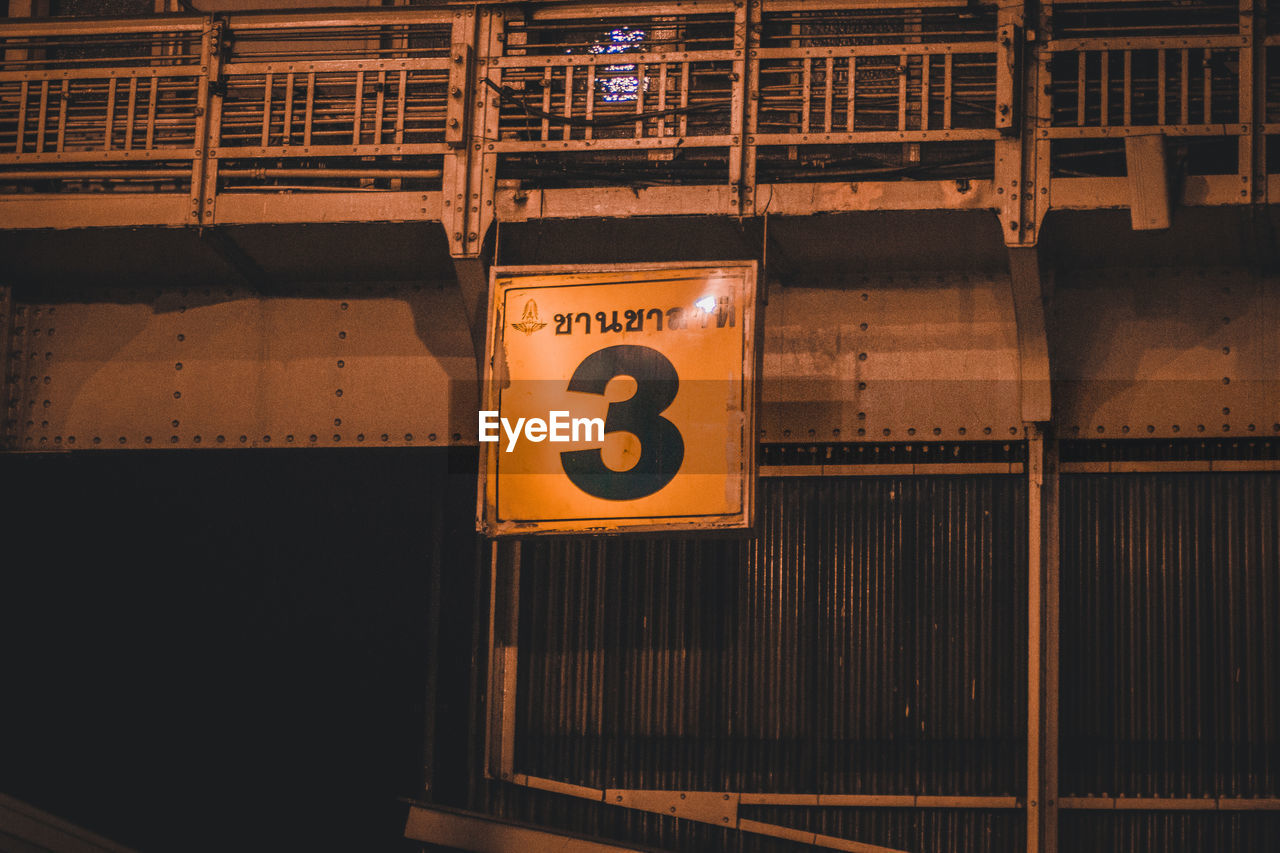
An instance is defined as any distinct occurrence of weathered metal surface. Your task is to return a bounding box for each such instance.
[5,233,1277,451]
[1051,268,1280,440]
[762,273,1022,442]
[0,2,1272,237]
[4,246,1036,450]
[4,287,477,450]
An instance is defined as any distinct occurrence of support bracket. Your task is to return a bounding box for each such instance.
[1124,133,1171,231]
[452,253,492,384]
[1008,246,1052,425]
[996,3,1048,245]
[190,17,224,227]
[444,8,500,259]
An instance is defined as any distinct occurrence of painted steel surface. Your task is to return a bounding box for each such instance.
[479,262,757,535]
[1052,268,1280,440]
[4,286,476,451]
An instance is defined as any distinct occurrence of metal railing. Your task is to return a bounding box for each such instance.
[1045,37,1246,136]
[0,1,1274,241]
[0,16,207,189]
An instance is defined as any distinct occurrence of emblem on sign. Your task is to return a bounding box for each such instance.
[478,262,758,535]
[510,299,547,335]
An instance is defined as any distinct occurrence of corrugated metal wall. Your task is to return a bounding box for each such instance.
[1060,472,1280,849]
[487,474,1028,853]
[1062,473,1280,799]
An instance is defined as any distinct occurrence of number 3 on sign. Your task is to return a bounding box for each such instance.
[560,345,685,500]
[479,262,757,535]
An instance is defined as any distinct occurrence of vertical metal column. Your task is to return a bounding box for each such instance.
[729,0,760,216]
[996,1,1050,246]
[447,8,502,374]
[1242,1,1268,205]
[190,17,224,227]
[484,540,520,781]
[445,5,501,259]
[1027,425,1060,853]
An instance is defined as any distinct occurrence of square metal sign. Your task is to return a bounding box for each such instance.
[477,262,758,535]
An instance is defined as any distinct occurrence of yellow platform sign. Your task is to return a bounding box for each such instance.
[478,262,758,535]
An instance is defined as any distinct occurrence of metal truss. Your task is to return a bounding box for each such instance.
[1,1,1276,248]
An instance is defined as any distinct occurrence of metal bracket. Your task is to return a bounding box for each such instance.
[1009,246,1052,425]
[607,790,738,826]
[1124,133,1172,230]
[996,5,1048,246]
[996,23,1022,134]
[452,255,492,389]
[445,9,499,259]
[508,776,914,853]
[446,42,474,149]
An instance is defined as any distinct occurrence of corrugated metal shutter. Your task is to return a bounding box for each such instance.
[1060,472,1280,851]
[491,474,1027,853]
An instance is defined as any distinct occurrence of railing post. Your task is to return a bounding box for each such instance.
[444,5,500,261]
[729,0,759,216]
[996,1,1050,246]
[190,17,224,227]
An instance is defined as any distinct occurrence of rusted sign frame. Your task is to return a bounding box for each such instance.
[477,261,759,536]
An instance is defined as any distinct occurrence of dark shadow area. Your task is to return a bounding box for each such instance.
[0,447,480,853]
[0,223,456,296]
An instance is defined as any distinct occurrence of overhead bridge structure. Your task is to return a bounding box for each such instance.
[0,0,1277,238]
[1,3,1278,853]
